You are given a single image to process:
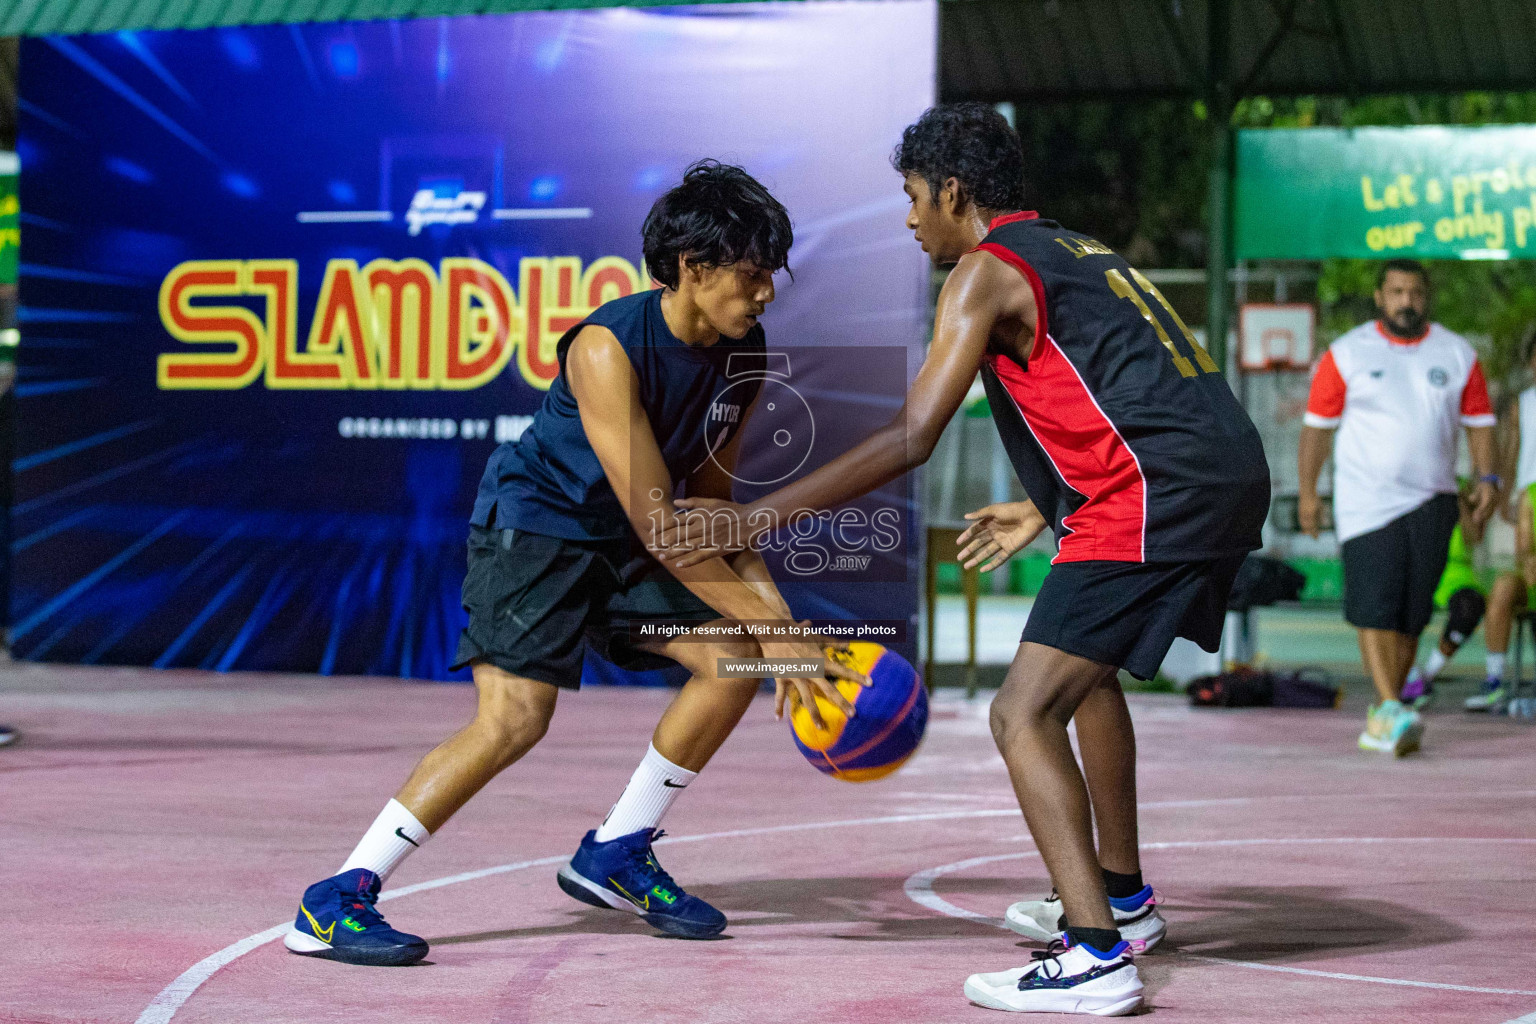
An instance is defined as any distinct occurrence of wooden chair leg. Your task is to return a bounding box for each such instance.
[924,539,938,692]
[1519,615,1535,714]
[1516,615,1526,712]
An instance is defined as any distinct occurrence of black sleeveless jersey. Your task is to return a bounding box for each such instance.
[472,289,765,540]
[975,212,1270,563]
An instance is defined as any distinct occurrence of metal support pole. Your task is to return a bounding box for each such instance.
[1205,0,1234,372]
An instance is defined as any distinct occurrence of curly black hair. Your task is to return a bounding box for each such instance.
[891,103,1026,211]
[642,160,793,289]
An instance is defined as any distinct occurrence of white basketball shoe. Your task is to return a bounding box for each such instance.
[964,939,1143,1015]
[1004,886,1167,952]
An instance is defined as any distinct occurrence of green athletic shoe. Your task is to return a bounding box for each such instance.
[1358,700,1422,757]
[1464,678,1506,713]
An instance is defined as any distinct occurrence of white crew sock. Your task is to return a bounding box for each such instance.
[1423,648,1449,682]
[338,799,431,882]
[1487,652,1506,681]
[594,743,697,842]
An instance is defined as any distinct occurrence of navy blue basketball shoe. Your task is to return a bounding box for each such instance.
[283,869,428,966]
[557,829,726,939]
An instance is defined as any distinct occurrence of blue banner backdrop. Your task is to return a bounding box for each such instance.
[15,2,935,680]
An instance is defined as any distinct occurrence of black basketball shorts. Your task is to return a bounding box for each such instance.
[1021,555,1247,681]
[1341,494,1459,636]
[451,526,722,688]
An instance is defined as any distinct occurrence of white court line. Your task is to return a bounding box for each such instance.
[295,210,393,223]
[891,790,1536,810]
[1186,955,1536,997]
[492,207,592,220]
[134,807,1020,1024]
[1502,1013,1536,1024]
[134,855,568,1024]
[137,814,1536,1024]
[134,924,291,1024]
[903,839,1536,999]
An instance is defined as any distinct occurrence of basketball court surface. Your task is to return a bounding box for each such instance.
[5,663,1532,1024]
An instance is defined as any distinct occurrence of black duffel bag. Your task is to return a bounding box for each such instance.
[1189,667,1339,709]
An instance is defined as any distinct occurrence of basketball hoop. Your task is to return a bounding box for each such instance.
[1240,303,1314,371]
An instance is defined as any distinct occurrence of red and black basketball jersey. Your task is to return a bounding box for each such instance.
[975,212,1270,564]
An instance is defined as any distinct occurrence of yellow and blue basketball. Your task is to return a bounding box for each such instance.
[790,642,927,782]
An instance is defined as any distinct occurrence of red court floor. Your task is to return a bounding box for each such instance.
[3,663,1533,1024]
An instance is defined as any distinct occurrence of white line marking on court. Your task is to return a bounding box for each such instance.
[137,813,1536,1024]
[1500,1012,1536,1023]
[133,924,292,1024]
[134,855,567,1024]
[134,807,1022,1024]
[1185,955,1536,997]
[492,207,593,220]
[904,839,1536,999]
[295,210,393,223]
[891,790,1536,810]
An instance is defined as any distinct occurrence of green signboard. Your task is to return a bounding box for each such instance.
[1235,126,1536,261]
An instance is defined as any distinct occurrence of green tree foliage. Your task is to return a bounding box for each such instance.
[1014,100,1211,268]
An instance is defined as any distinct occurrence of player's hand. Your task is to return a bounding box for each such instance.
[1471,481,1499,526]
[957,501,1047,572]
[761,637,869,728]
[1297,492,1321,538]
[652,498,751,566]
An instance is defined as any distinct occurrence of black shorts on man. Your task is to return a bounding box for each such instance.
[1020,556,1246,681]
[1342,493,1459,636]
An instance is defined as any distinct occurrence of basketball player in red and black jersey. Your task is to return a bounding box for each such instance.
[660,104,1270,1013]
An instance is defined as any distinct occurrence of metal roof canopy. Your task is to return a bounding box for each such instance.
[943,0,1536,103]
[9,0,1535,100]
[3,0,761,35]
[943,1,1535,369]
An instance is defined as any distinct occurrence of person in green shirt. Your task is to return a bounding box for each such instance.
[1466,481,1536,712]
[1401,479,1486,709]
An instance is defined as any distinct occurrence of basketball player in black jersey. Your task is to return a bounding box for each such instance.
[661,105,1270,1014]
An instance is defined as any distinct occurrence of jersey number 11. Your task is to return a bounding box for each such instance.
[1105,268,1220,378]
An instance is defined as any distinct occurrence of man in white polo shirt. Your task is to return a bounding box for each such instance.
[1298,259,1498,755]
